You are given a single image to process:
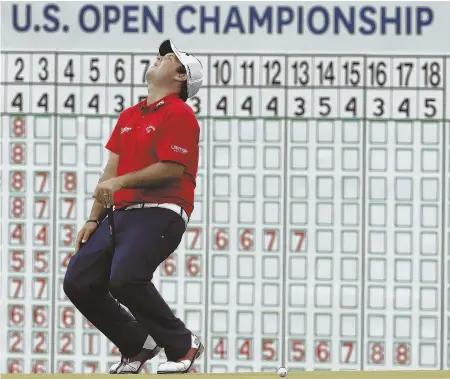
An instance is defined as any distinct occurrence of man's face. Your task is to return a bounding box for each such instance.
[146,53,184,84]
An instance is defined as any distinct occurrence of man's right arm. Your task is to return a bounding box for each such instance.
[88,152,120,222]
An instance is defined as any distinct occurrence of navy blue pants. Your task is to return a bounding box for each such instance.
[63,207,191,360]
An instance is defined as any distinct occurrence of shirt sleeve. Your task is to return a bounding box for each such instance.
[105,109,131,154]
[156,109,199,167]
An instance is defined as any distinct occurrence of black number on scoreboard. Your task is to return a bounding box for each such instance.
[345,97,357,116]
[241,96,253,115]
[11,93,23,111]
[368,61,387,86]
[240,61,255,85]
[191,96,201,114]
[115,59,125,83]
[213,60,231,85]
[373,98,385,117]
[395,62,413,86]
[342,61,361,86]
[216,96,228,114]
[294,97,305,116]
[421,62,441,87]
[64,94,75,113]
[264,60,282,85]
[398,98,410,117]
[14,58,25,81]
[266,97,278,115]
[89,58,100,82]
[38,57,49,81]
[140,59,151,83]
[316,61,335,85]
[114,95,124,113]
[291,61,310,86]
[37,93,49,112]
[318,97,331,116]
[64,59,75,82]
[424,98,436,117]
[88,94,99,113]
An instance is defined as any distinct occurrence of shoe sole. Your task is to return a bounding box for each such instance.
[157,343,204,374]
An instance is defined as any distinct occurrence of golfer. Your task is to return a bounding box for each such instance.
[63,38,204,374]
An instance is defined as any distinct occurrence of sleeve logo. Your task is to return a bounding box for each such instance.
[171,145,188,154]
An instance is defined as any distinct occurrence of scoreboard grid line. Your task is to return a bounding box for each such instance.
[359,56,368,371]
[439,57,447,371]
[1,51,450,372]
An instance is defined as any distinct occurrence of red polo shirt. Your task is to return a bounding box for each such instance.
[105,94,200,216]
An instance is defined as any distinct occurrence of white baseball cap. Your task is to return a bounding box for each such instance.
[159,38,203,98]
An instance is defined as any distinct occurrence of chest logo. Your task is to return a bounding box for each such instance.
[146,126,155,133]
[121,127,132,134]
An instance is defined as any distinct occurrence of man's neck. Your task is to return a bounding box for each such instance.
[146,84,176,105]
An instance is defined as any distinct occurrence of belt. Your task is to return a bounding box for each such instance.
[120,203,189,225]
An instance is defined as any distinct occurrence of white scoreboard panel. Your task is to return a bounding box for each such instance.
[1,1,450,375]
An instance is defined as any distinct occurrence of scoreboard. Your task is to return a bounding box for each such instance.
[1,0,450,375]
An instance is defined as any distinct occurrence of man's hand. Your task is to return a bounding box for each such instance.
[75,222,98,252]
[92,177,122,207]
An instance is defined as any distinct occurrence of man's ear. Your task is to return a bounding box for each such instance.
[174,73,187,82]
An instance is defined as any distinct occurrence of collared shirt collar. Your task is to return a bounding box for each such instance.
[140,93,179,113]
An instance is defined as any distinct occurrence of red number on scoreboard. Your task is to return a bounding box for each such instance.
[9,331,23,353]
[35,171,49,193]
[60,224,75,246]
[33,305,48,327]
[60,251,74,272]
[9,305,25,326]
[34,224,49,246]
[84,317,95,330]
[9,277,24,299]
[290,340,305,362]
[34,250,49,273]
[34,197,49,219]
[10,250,25,272]
[62,172,77,193]
[58,361,74,373]
[84,333,98,354]
[185,227,201,250]
[341,341,356,363]
[33,331,48,353]
[10,143,26,164]
[60,307,75,328]
[292,230,306,252]
[237,338,252,360]
[186,255,201,277]
[61,198,76,219]
[33,277,48,299]
[11,117,26,137]
[315,341,330,362]
[59,333,74,354]
[32,360,48,373]
[369,342,385,364]
[162,255,177,276]
[9,223,25,245]
[10,171,26,192]
[212,337,227,359]
[10,197,25,218]
[263,229,278,251]
[262,339,277,361]
[395,343,410,365]
[239,228,254,251]
[83,362,98,373]
[109,343,120,356]
[8,359,23,373]
[214,228,229,250]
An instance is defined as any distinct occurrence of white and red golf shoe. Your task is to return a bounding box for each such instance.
[157,335,204,374]
[109,345,161,374]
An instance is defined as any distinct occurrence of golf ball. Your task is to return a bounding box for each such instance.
[278,367,287,377]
